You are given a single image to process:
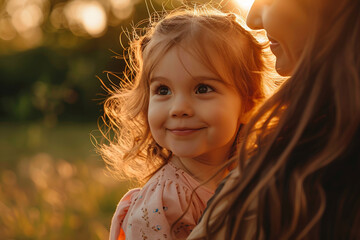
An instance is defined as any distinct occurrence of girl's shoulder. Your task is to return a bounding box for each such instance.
[110,162,214,239]
[114,162,214,220]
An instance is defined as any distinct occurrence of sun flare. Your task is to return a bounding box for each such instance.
[234,0,255,11]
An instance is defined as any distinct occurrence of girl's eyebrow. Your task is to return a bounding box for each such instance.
[192,76,223,82]
[149,76,224,84]
[149,76,167,84]
[193,76,232,87]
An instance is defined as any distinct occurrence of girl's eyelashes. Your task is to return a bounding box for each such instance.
[195,84,214,94]
[154,84,172,95]
[151,83,215,95]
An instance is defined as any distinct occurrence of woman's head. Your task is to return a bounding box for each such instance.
[246,0,358,77]
[100,7,274,182]
[247,0,312,76]
[195,0,360,239]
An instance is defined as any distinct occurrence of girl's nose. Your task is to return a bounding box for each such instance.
[246,1,264,30]
[169,96,194,118]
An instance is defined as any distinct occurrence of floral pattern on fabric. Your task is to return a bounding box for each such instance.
[109,162,214,240]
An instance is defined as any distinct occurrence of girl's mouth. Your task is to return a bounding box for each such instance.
[168,128,204,136]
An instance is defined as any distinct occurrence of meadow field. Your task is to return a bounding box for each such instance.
[0,123,130,240]
[0,1,251,239]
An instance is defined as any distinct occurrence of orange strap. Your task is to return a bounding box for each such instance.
[117,228,126,240]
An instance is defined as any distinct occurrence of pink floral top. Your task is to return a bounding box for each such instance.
[109,162,214,240]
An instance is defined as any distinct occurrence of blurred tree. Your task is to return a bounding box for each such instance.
[0,0,243,124]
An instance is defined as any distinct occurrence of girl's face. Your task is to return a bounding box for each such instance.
[148,46,243,165]
[247,0,311,76]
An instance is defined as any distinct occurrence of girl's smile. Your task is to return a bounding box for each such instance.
[167,127,206,136]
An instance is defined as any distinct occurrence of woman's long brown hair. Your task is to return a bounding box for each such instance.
[201,0,360,239]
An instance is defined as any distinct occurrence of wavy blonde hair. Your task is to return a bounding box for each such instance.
[199,0,360,239]
[98,7,276,184]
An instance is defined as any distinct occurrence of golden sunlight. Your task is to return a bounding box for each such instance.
[110,0,131,10]
[80,3,107,36]
[11,4,43,33]
[1,0,47,49]
[0,18,17,41]
[234,0,255,11]
[64,1,107,37]
[110,0,134,21]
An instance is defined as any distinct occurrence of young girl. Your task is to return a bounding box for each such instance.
[99,8,274,240]
[188,0,360,239]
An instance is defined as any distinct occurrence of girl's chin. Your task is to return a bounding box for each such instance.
[172,153,198,159]
[171,150,202,159]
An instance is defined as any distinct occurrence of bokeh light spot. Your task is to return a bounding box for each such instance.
[110,0,131,10]
[80,3,107,36]
[50,4,67,29]
[110,0,134,21]
[11,4,43,33]
[64,1,107,37]
[0,18,17,40]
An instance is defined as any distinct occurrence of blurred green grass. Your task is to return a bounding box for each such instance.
[0,123,130,240]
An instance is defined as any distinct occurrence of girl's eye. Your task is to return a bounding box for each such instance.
[195,84,214,94]
[156,85,171,95]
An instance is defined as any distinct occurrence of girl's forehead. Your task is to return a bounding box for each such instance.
[144,33,239,85]
[148,46,237,90]
[146,38,219,68]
